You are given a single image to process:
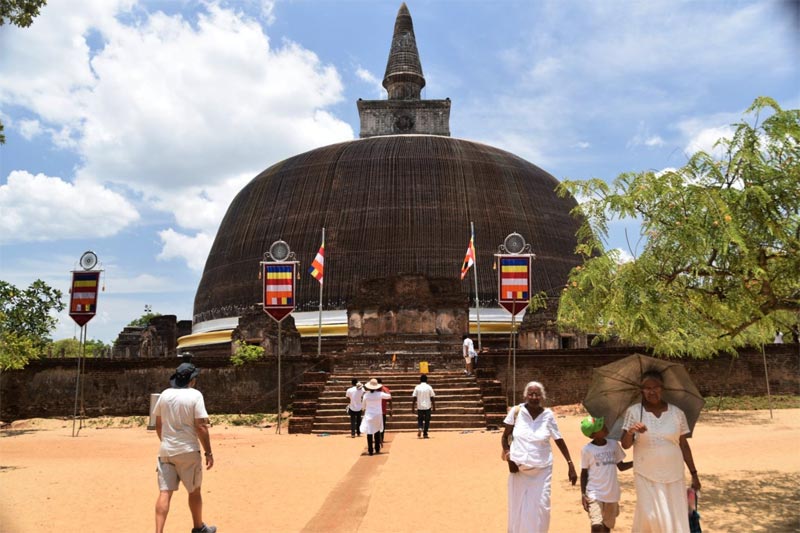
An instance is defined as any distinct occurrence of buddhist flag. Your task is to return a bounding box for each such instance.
[460,232,476,280]
[69,271,101,326]
[263,262,296,322]
[498,256,530,315]
[308,241,325,284]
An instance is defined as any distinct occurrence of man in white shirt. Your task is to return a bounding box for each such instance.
[412,374,436,438]
[462,333,476,375]
[345,379,364,437]
[153,362,216,533]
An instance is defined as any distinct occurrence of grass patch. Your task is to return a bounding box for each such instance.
[702,395,800,411]
[84,416,148,428]
[209,413,290,427]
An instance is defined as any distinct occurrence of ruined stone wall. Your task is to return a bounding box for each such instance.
[486,345,800,406]
[0,355,332,421]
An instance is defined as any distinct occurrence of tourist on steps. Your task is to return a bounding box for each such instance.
[345,379,364,438]
[412,374,436,438]
[377,377,393,438]
[360,378,391,455]
[462,333,476,375]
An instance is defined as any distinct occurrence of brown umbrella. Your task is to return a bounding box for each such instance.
[583,353,705,439]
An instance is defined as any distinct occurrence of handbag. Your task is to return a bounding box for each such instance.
[688,488,702,533]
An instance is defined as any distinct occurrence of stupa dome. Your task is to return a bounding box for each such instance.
[191,3,582,336]
[193,135,581,325]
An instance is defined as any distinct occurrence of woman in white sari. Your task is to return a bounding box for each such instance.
[360,378,391,455]
[501,381,578,533]
[621,370,701,533]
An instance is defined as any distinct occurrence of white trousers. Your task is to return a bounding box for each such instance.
[507,464,552,533]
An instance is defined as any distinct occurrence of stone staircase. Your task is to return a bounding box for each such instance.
[288,358,508,434]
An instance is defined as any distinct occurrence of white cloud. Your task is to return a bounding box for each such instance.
[627,122,665,149]
[157,228,214,271]
[0,171,139,244]
[17,119,43,140]
[355,66,384,98]
[681,124,735,157]
[612,248,635,264]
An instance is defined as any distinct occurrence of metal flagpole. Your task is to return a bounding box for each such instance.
[72,325,85,437]
[471,221,482,350]
[277,322,282,434]
[511,295,517,399]
[317,227,324,357]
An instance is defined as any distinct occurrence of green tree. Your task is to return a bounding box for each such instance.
[127,312,161,328]
[49,337,109,358]
[0,0,47,144]
[231,340,265,366]
[0,0,46,27]
[556,97,800,357]
[0,279,65,369]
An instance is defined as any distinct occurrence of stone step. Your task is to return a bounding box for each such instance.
[312,417,487,433]
[316,406,485,416]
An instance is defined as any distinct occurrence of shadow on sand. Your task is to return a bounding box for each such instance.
[701,471,799,532]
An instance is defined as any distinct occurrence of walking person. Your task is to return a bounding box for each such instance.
[621,370,702,533]
[345,379,364,438]
[412,374,436,438]
[377,377,393,439]
[579,416,633,532]
[501,381,577,533]
[360,378,392,455]
[462,333,476,375]
[153,362,216,533]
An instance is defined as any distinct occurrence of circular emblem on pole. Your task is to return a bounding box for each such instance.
[503,233,526,254]
[269,240,291,261]
[79,251,98,270]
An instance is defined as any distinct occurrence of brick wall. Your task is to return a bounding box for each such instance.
[1,345,797,420]
[486,345,799,405]
[0,356,333,420]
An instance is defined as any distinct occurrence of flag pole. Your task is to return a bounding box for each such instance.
[471,221,482,350]
[317,227,324,357]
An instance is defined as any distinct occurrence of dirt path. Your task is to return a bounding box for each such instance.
[1,409,798,532]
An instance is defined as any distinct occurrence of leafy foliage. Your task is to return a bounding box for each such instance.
[0,0,46,27]
[0,0,47,144]
[0,279,65,369]
[231,340,265,366]
[556,97,800,357]
[127,312,161,328]
[49,337,110,358]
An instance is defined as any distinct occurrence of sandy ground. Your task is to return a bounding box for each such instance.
[1,409,798,533]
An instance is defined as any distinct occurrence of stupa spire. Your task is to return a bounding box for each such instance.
[383,3,426,100]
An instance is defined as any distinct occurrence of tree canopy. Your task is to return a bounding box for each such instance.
[556,97,800,357]
[0,0,46,27]
[127,312,162,328]
[0,279,65,369]
[0,0,47,144]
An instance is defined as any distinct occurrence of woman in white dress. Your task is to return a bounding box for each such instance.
[360,378,391,455]
[501,381,578,533]
[621,370,701,533]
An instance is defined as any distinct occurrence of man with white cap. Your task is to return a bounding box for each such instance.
[153,362,216,533]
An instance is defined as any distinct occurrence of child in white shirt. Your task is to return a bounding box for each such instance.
[580,416,633,532]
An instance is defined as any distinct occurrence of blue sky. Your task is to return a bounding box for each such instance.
[1,0,798,344]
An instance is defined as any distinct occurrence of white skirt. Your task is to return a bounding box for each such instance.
[359,411,383,436]
[507,464,552,533]
[632,473,690,533]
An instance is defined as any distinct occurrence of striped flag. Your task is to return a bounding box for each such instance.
[265,264,294,306]
[308,241,325,284]
[460,232,476,280]
[500,257,530,300]
[69,271,101,326]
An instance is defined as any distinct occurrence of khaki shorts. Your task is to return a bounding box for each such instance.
[587,498,619,529]
[157,451,202,493]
